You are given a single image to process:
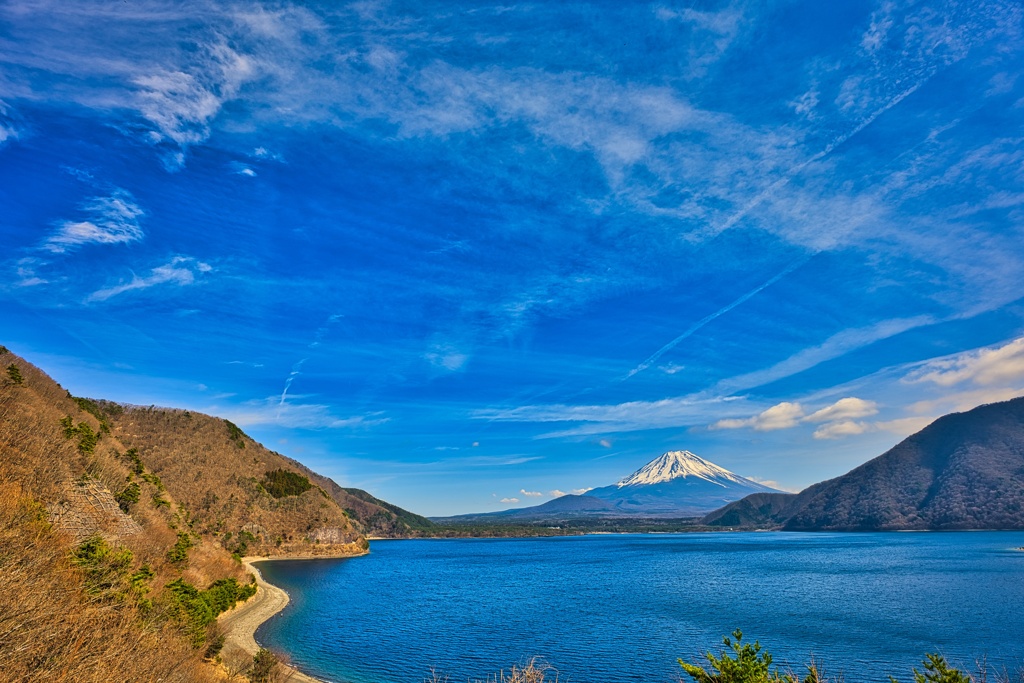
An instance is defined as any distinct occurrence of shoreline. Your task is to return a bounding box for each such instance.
[218,552,365,683]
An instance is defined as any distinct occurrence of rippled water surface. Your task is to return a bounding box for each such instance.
[256,533,1024,683]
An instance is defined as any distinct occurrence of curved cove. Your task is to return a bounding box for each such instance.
[255,532,1024,683]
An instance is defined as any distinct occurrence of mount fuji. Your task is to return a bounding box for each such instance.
[439,450,781,522]
[584,450,781,516]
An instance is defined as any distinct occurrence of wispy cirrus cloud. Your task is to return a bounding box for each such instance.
[474,394,745,437]
[86,256,211,302]
[908,387,1024,416]
[45,189,144,253]
[132,42,256,168]
[907,337,1024,387]
[13,258,47,287]
[218,396,389,430]
[712,317,936,394]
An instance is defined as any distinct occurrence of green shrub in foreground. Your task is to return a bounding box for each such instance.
[680,631,976,683]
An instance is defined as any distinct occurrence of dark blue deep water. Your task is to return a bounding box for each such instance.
[256,533,1024,683]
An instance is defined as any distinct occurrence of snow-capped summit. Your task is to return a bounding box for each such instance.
[583,449,782,516]
[446,448,783,520]
[616,450,752,489]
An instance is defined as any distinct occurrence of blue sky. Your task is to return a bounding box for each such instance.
[2,0,1024,515]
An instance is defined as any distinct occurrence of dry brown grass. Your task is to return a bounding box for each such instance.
[0,481,221,683]
[424,659,557,683]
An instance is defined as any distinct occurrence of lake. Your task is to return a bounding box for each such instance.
[255,532,1024,683]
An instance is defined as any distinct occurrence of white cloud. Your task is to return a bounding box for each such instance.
[908,338,1024,387]
[519,489,542,498]
[804,397,878,423]
[709,397,883,438]
[252,146,281,160]
[86,256,212,302]
[653,6,745,79]
[424,343,468,372]
[45,190,144,252]
[132,42,257,167]
[500,497,520,504]
[710,401,804,432]
[813,420,870,440]
[14,258,47,287]
[231,163,257,176]
[598,439,612,448]
[549,487,593,498]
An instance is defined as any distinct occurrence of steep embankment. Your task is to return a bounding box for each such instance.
[0,345,370,680]
[704,396,1024,530]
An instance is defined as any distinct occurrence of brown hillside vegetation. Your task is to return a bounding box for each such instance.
[101,403,437,542]
[0,482,219,683]
[0,345,368,680]
[104,405,367,557]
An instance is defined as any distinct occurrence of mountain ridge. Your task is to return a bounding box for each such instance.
[703,395,1024,530]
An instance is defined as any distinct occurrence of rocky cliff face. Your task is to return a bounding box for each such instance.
[47,479,143,543]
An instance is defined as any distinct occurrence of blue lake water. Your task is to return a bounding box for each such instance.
[255,533,1024,683]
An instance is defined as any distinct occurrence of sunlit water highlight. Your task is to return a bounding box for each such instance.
[256,533,1024,683]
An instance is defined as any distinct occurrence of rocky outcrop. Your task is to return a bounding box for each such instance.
[47,478,142,543]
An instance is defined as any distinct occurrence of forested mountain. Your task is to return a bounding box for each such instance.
[704,396,1024,530]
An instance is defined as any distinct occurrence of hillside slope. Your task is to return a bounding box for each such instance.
[704,396,1024,530]
[104,405,368,555]
[1,346,243,680]
[0,345,369,680]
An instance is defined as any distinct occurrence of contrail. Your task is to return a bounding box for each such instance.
[712,77,930,236]
[278,358,308,407]
[276,314,344,414]
[622,79,929,378]
[622,81,927,381]
[623,256,810,380]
